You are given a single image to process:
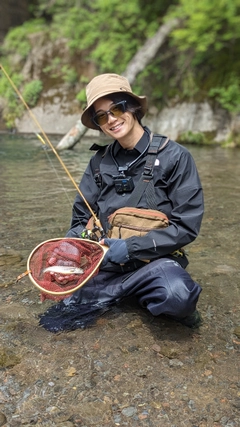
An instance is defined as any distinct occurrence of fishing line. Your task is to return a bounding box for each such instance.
[38,138,91,235]
[0,63,103,232]
[38,135,86,231]
[40,141,76,207]
[40,144,87,233]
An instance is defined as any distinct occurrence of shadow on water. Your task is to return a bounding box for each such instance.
[0,134,240,426]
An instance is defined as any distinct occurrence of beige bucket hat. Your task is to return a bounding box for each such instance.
[81,73,148,130]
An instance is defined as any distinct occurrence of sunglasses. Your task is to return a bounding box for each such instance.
[92,100,127,127]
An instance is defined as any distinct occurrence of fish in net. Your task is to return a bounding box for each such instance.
[25,238,106,301]
[16,237,114,332]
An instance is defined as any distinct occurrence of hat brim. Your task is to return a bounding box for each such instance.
[81,91,148,130]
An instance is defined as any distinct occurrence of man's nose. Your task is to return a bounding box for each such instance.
[107,112,117,123]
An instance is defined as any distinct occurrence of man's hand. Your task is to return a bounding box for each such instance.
[101,238,129,265]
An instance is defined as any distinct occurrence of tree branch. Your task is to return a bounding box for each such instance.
[123,18,180,84]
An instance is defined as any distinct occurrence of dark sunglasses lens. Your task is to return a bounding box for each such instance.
[110,103,125,116]
[94,112,107,126]
[93,101,126,126]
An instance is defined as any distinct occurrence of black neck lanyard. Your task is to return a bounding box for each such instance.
[110,138,151,173]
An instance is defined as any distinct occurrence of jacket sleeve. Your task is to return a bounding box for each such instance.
[126,147,204,260]
[65,158,101,238]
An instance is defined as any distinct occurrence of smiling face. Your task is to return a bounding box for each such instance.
[93,96,144,149]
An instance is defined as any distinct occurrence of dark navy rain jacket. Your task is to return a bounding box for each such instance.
[66,126,204,265]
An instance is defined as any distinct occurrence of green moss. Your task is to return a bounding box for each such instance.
[178,131,219,146]
[0,71,24,128]
[76,89,87,106]
[178,131,207,145]
[61,66,78,86]
[22,80,43,107]
[3,19,46,60]
[0,76,43,129]
[209,82,240,114]
[221,131,240,148]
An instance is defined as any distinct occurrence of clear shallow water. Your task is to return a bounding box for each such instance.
[0,134,240,303]
[1,135,239,253]
[0,134,93,259]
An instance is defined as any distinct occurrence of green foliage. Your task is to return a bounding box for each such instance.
[222,131,240,148]
[42,61,78,86]
[0,70,42,127]
[3,19,46,60]
[76,89,87,105]
[168,0,240,111]
[170,0,240,53]
[0,71,24,128]
[178,131,207,145]
[22,80,43,107]
[209,79,240,113]
[61,66,78,86]
[48,0,160,73]
[42,57,62,78]
[138,0,178,20]
[76,75,89,105]
[30,0,77,17]
[1,0,240,127]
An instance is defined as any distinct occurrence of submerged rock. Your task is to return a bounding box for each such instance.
[233,326,240,338]
[0,348,21,368]
[0,247,22,266]
[0,413,7,427]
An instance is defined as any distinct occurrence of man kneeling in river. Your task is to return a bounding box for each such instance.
[40,73,204,332]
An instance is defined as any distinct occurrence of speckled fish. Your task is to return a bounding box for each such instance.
[43,266,84,275]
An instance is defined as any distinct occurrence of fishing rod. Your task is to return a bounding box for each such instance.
[0,63,104,235]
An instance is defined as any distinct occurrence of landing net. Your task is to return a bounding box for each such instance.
[27,238,105,301]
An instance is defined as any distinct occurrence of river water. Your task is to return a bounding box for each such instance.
[0,134,92,259]
[0,134,240,426]
[1,134,240,281]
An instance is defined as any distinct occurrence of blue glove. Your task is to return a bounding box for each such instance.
[102,238,129,266]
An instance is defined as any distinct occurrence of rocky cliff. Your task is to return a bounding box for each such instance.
[14,96,240,146]
[1,11,239,146]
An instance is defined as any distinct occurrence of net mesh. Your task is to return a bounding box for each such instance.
[28,238,104,301]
